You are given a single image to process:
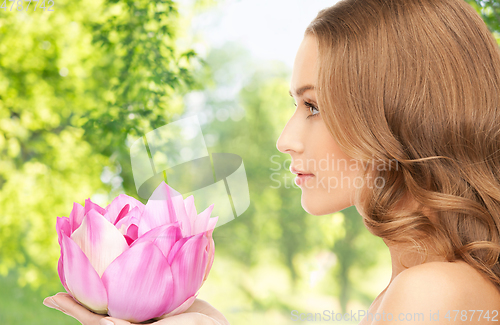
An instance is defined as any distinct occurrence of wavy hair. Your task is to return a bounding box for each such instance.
[305,0,500,289]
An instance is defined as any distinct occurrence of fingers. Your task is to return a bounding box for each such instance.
[43,292,106,324]
[183,299,230,325]
[99,311,222,325]
[99,317,132,325]
[155,312,221,325]
[43,293,227,325]
[43,293,71,315]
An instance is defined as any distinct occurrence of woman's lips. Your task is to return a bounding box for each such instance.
[294,173,315,186]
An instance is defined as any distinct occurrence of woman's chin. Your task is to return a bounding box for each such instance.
[301,193,350,216]
[301,196,329,216]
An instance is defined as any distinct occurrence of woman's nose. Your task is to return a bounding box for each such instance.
[276,114,305,154]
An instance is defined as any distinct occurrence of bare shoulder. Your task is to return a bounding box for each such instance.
[372,261,500,324]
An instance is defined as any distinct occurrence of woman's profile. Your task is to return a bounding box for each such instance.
[280,0,500,323]
[44,0,500,324]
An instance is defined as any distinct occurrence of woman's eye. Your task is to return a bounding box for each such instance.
[304,101,320,119]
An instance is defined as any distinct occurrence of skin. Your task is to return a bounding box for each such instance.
[44,33,500,325]
[42,293,229,325]
[276,34,363,216]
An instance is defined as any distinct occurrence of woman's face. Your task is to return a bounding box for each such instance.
[276,34,362,216]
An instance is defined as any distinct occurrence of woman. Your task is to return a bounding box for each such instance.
[44,0,500,324]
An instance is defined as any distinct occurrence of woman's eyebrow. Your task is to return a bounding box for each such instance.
[289,85,315,97]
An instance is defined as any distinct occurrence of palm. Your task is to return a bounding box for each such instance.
[43,293,228,325]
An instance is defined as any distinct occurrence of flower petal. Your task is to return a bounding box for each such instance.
[166,236,190,265]
[115,206,142,238]
[57,256,70,293]
[126,225,138,243]
[57,218,72,293]
[184,195,197,235]
[138,185,177,237]
[191,204,214,236]
[203,233,216,282]
[56,217,71,245]
[207,216,219,237]
[61,234,108,314]
[104,194,145,224]
[159,294,197,319]
[69,202,85,233]
[84,198,106,216]
[131,223,182,258]
[102,241,174,323]
[71,209,129,277]
[124,235,134,245]
[164,184,191,238]
[113,204,130,226]
[167,233,208,312]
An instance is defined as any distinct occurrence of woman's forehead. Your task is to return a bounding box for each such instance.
[290,36,318,97]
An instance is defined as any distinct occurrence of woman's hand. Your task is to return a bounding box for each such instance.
[43,292,229,325]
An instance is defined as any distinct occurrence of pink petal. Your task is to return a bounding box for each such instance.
[184,195,197,235]
[138,186,177,237]
[113,204,130,226]
[101,242,174,323]
[115,206,142,246]
[166,236,191,265]
[71,209,129,277]
[56,218,72,293]
[131,223,182,258]
[84,198,106,216]
[124,235,134,245]
[203,233,216,282]
[164,184,191,238]
[69,202,85,233]
[126,224,138,242]
[184,195,197,214]
[57,256,70,293]
[61,234,108,314]
[138,182,190,237]
[56,217,71,245]
[191,204,214,236]
[115,206,142,238]
[184,196,218,237]
[104,194,145,224]
[167,233,208,312]
[160,294,198,318]
[207,216,219,237]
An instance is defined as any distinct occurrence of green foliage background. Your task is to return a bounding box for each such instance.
[0,0,498,324]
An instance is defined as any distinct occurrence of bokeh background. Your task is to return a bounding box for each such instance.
[0,0,498,324]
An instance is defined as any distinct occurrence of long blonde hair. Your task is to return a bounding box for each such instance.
[306,0,500,288]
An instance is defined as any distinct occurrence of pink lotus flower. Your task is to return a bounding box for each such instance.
[55,182,218,323]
